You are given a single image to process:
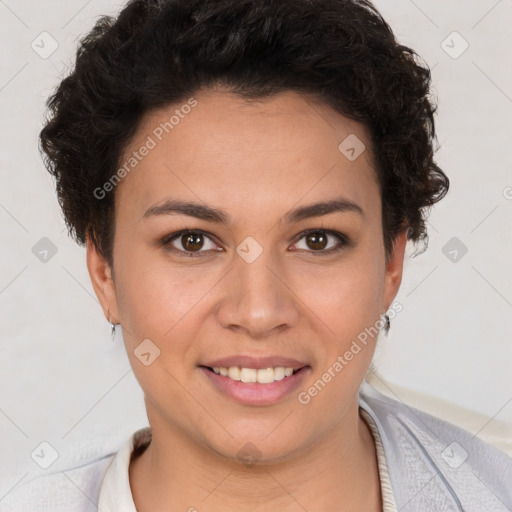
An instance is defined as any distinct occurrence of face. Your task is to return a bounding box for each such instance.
[88,88,406,464]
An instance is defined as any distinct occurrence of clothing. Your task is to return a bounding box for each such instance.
[3,380,511,511]
[360,408,399,512]
[97,410,398,512]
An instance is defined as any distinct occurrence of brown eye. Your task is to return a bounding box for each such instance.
[293,229,349,255]
[163,230,218,257]
[305,231,328,251]
[181,232,204,251]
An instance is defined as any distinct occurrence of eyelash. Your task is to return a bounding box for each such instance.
[160,228,350,258]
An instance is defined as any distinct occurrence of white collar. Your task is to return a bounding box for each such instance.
[98,427,151,512]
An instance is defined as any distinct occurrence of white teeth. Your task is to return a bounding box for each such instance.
[240,368,257,383]
[211,366,297,383]
[273,367,285,381]
[256,368,275,384]
[228,367,241,380]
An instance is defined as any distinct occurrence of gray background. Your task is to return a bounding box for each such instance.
[1,0,511,499]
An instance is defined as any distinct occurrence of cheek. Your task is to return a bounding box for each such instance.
[294,258,384,415]
[113,251,208,342]
[113,258,208,393]
[297,255,384,343]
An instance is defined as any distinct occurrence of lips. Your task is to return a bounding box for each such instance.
[201,355,309,371]
[199,365,311,406]
[199,355,311,405]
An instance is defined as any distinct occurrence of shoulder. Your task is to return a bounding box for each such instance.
[1,434,122,512]
[359,380,512,511]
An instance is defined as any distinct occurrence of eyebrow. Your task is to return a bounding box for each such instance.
[143,197,364,224]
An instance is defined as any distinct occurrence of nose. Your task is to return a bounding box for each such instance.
[215,246,301,339]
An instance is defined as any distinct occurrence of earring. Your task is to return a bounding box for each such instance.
[110,321,117,341]
[383,313,390,335]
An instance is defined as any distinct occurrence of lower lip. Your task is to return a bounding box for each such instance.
[199,366,310,406]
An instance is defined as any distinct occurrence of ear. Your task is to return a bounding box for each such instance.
[382,229,408,312]
[86,236,119,324]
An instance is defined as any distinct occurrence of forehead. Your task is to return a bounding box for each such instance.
[114,89,379,223]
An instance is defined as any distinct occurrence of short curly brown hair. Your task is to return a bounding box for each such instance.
[40,0,449,266]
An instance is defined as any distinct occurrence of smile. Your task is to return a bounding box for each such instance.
[209,366,296,383]
[200,365,310,406]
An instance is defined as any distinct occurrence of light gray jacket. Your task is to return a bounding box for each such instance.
[358,381,512,511]
[2,381,511,511]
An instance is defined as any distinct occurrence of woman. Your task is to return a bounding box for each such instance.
[5,0,511,510]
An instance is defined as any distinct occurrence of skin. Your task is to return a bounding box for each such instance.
[87,88,407,512]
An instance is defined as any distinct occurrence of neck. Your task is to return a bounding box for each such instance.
[129,403,382,512]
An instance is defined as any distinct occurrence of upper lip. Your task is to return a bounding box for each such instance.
[201,355,309,370]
